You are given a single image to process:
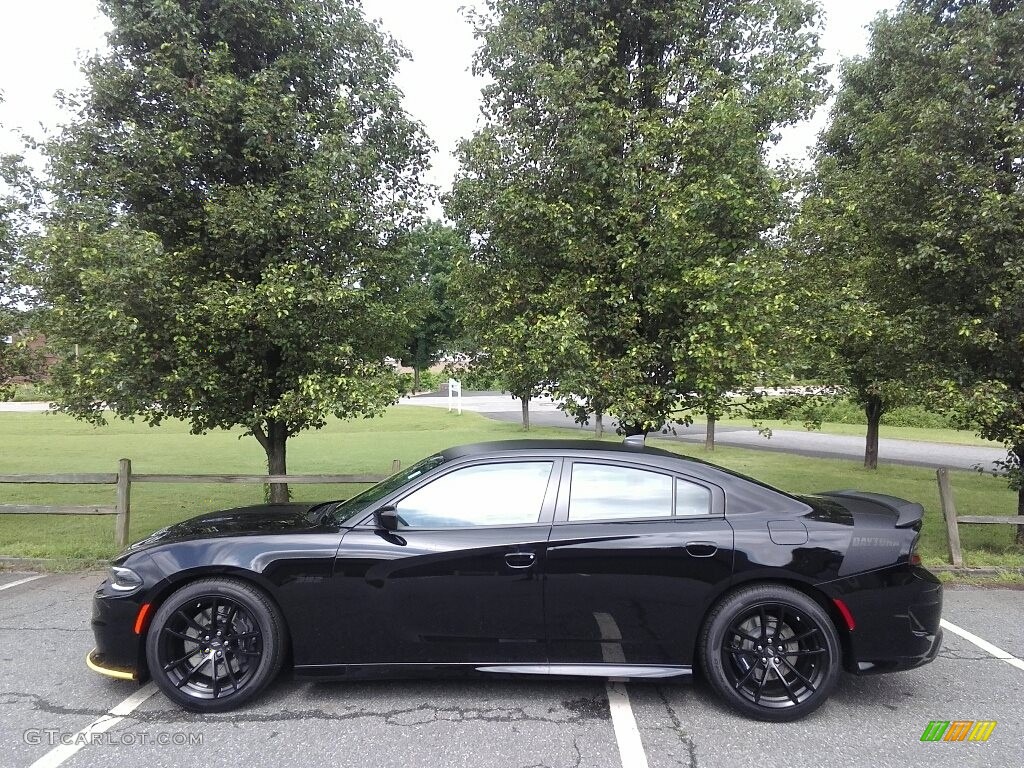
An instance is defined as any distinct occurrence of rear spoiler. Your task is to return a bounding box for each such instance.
[820,490,924,529]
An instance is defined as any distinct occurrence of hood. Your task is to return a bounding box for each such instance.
[122,502,322,553]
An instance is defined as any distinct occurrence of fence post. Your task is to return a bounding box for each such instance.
[936,467,963,568]
[391,459,401,473]
[115,458,132,550]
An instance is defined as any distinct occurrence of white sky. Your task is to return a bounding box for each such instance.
[0,0,897,195]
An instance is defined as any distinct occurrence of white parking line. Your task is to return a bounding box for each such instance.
[606,682,650,768]
[28,683,159,768]
[941,618,1024,672]
[0,574,45,591]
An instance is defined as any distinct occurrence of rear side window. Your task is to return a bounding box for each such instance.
[567,463,713,521]
[568,464,673,520]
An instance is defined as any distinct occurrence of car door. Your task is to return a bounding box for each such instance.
[327,458,560,667]
[544,459,734,667]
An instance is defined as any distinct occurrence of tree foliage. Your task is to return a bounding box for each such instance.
[809,0,1024,529]
[398,221,467,391]
[30,0,431,499]
[0,108,42,399]
[448,0,827,435]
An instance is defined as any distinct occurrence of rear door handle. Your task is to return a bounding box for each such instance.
[684,541,718,558]
[505,552,537,569]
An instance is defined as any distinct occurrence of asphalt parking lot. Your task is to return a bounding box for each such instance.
[1,570,1020,768]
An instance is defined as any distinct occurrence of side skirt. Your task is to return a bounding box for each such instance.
[293,662,692,682]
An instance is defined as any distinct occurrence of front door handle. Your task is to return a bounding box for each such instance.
[505,551,537,569]
[684,541,718,558]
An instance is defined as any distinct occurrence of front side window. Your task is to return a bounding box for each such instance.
[395,461,554,528]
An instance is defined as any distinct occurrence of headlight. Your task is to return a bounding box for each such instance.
[109,566,143,592]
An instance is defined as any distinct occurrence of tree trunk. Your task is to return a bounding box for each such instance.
[1016,444,1024,547]
[520,396,531,431]
[1017,482,1024,548]
[705,414,716,451]
[413,366,421,393]
[594,410,604,438]
[255,420,289,503]
[864,397,883,470]
[622,421,647,437]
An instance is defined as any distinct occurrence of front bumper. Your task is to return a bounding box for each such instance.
[89,583,146,681]
[86,648,136,681]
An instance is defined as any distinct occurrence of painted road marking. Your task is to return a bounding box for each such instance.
[28,683,159,768]
[941,618,1024,672]
[606,681,650,768]
[0,574,45,592]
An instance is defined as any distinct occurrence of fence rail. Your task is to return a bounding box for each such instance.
[936,467,1024,568]
[0,459,397,550]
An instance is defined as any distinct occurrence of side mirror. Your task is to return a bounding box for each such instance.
[375,505,399,531]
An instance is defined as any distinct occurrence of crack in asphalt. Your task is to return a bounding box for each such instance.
[655,685,699,768]
[1,691,613,729]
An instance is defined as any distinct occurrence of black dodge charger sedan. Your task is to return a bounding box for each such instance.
[88,439,942,721]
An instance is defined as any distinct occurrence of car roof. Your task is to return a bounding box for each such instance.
[440,439,680,460]
[437,439,805,515]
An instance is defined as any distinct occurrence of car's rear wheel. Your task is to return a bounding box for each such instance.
[145,578,285,712]
[699,584,841,721]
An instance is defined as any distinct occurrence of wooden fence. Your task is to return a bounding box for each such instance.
[936,467,1024,567]
[0,459,398,550]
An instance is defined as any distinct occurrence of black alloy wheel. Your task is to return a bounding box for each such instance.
[700,584,841,721]
[145,578,285,712]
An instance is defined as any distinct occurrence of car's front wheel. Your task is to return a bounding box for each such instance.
[145,578,285,712]
[699,584,841,721]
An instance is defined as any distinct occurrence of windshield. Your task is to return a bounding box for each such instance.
[327,454,446,524]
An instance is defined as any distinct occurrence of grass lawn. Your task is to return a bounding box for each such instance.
[0,406,1020,567]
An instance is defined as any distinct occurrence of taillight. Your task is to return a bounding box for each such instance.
[909,535,922,566]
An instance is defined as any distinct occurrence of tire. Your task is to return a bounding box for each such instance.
[699,584,841,722]
[145,578,286,713]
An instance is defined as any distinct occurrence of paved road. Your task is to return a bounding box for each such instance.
[400,393,1006,472]
[1,571,1021,768]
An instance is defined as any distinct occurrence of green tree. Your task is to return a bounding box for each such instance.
[810,0,1024,535]
[398,221,467,392]
[0,116,41,399]
[30,0,431,501]
[448,0,827,435]
[789,171,933,469]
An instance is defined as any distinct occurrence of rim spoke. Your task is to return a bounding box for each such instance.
[775,664,801,704]
[779,656,816,691]
[162,647,202,672]
[787,648,826,657]
[175,656,210,689]
[730,628,760,644]
[224,605,238,632]
[223,655,240,692]
[163,627,196,642]
[211,656,220,698]
[209,598,219,632]
[176,610,208,635]
[794,627,820,642]
[754,666,769,703]
[733,661,758,691]
[725,644,757,657]
[759,606,769,639]
[225,630,261,642]
[227,647,261,659]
